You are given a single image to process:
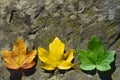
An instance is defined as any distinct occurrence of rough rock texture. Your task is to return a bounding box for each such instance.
[0,0,120,80]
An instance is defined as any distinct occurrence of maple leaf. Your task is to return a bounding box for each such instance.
[77,36,115,71]
[1,37,37,69]
[38,37,74,70]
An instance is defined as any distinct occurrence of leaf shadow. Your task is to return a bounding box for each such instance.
[43,69,55,77]
[8,69,22,80]
[81,54,116,80]
[42,67,74,78]
[8,56,38,80]
[98,54,116,80]
[59,68,74,74]
[81,69,96,75]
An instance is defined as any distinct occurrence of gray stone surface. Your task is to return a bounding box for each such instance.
[0,0,120,80]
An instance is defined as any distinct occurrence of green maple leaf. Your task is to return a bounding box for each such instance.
[77,36,115,71]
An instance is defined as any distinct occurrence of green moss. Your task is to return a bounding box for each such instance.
[0,31,4,39]
[36,16,79,32]
[85,8,94,17]
[94,1,102,9]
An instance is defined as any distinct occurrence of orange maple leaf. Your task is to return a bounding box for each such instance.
[1,37,37,69]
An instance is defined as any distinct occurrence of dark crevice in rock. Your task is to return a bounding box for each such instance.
[8,10,17,23]
[34,6,45,19]
[24,15,31,26]
[82,0,98,11]
[107,32,120,49]
[67,32,74,41]
[28,27,39,35]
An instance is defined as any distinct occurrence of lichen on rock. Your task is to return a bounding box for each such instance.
[0,0,120,80]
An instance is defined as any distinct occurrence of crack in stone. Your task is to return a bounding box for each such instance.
[107,32,120,49]
[34,5,45,19]
[28,27,39,35]
[67,31,74,41]
[8,10,17,23]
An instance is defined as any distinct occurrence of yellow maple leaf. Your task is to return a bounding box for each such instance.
[38,37,74,70]
[1,37,37,69]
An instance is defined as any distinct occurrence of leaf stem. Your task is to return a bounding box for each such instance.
[54,69,59,80]
[20,68,27,80]
[96,70,100,80]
